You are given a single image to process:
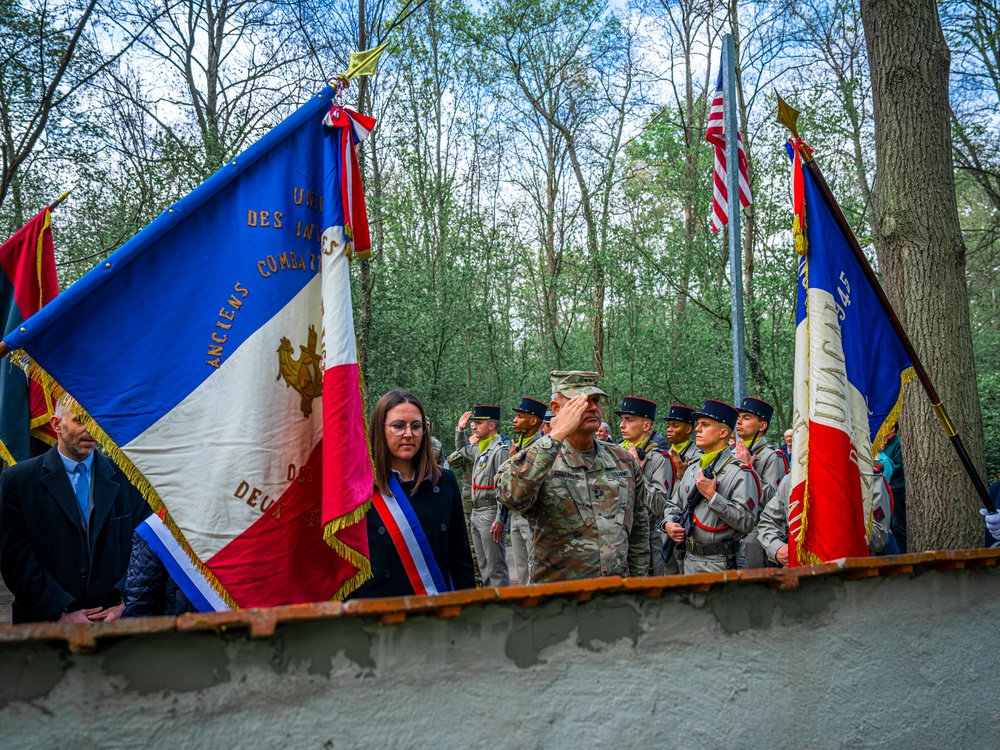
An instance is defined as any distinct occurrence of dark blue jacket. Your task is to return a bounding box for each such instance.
[123,532,196,617]
[0,448,148,623]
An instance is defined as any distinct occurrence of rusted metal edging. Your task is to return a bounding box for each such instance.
[1,547,996,652]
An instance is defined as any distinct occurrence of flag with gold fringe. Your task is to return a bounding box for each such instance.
[1,88,375,608]
[786,139,914,566]
[0,208,59,465]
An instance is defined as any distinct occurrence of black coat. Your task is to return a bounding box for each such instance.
[123,532,196,617]
[0,447,149,623]
[351,468,475,599]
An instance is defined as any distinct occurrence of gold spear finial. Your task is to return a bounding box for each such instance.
[48,185,76,211]
[338,41,390,85]
[775,94,801,140]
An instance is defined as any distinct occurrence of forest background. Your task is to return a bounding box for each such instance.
[1,0,998,476]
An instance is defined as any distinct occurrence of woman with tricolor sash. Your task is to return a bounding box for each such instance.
[352,391,476,599]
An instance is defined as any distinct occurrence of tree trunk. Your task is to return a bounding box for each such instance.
[861,0,987,550]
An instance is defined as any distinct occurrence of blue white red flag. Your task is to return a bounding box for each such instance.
[2,88,375,608]
[706,66,752,233]
[370,476,450,596]
[786,141,914,565]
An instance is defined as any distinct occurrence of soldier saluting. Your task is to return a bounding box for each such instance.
[662,403,701,574]
[734,397,788,503]
[496,371,650,583]
[506,397,548,585]
[663,400,760,573]
[454,405,510,587]
[665,404,701,477]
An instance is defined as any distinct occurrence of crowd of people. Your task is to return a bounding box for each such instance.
[358,369,936,594]
[0,371,996,622]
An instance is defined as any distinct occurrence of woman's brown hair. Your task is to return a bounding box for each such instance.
[369,390,441,496]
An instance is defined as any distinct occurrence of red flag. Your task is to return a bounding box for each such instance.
[0,208,60,464]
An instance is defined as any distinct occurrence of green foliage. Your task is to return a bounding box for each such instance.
[0,0,995,463]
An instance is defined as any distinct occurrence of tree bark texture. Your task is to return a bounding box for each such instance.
[861,0,987,550]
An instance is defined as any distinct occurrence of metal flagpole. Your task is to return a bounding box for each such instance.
[723,34,747,404]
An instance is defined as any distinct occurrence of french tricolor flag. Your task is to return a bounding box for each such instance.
[2,89,375,608]
[786,141,913,566]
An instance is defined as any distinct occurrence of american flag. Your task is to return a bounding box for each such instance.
[706,67,752,233]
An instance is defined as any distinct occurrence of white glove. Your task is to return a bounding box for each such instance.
[980,508,1000,537]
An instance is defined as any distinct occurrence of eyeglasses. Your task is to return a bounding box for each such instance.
[385,420,426,436]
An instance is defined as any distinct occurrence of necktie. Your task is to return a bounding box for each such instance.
[74,463,89,525]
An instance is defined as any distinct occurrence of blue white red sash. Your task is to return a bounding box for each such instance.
[370,476,450,596]
[136,514,230,612]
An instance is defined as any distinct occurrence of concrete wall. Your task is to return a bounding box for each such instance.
[0,557,998,749]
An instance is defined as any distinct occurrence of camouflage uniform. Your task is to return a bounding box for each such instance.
[430,436,445,467]
[741,438,789,568]
[497,434,650,583]
[447,448,481,585]
[665,447,759,573]
[454,429,511,587]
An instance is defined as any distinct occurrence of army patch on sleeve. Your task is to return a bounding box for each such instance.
[748,498,755,511]
[874,506,885,522]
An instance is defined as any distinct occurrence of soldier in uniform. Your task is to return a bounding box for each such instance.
[661,404,701,574]
[496,371,650,583]
[446,444,481,586]
[454,406,510,587]
[734,397,789,568]
[616,397,673,576]
[665,404,701,472]
[540,410,553,436]
[427,421,446,468]
[758,470,893,566]
[505,397,547,585]
[663,399,759,573]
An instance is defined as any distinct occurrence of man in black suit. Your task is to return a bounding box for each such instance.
[0,397,147,624]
